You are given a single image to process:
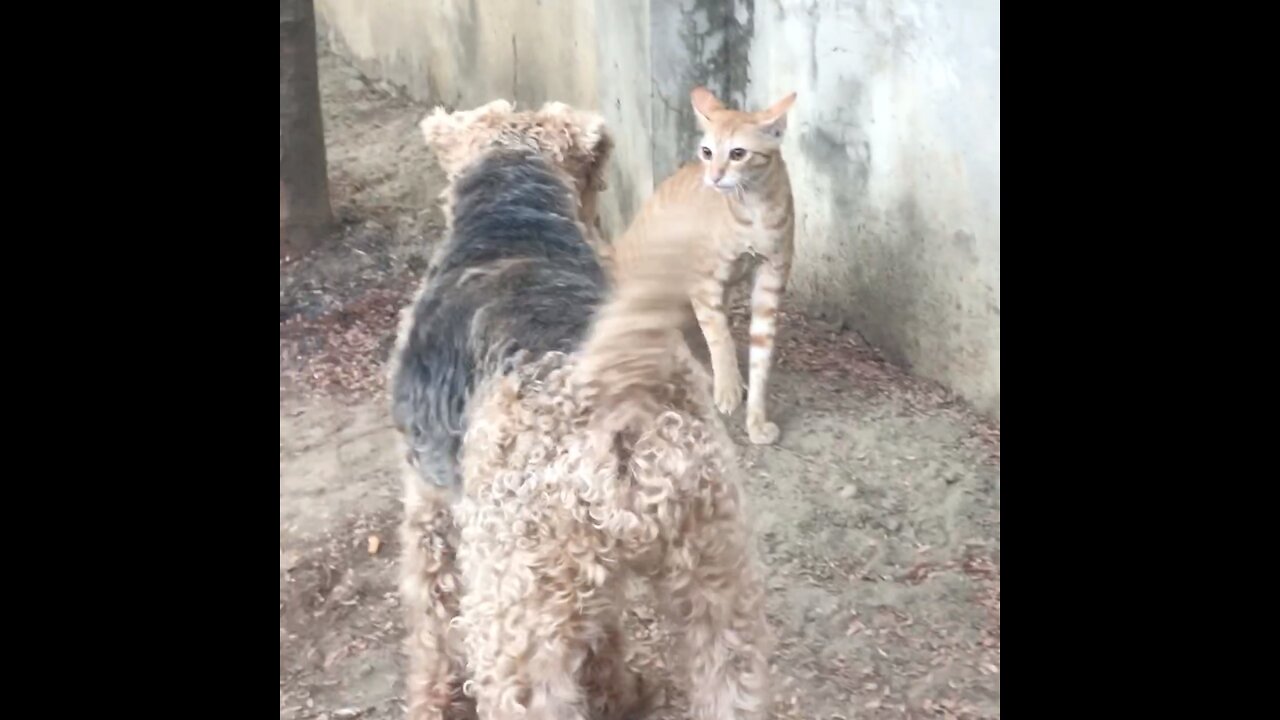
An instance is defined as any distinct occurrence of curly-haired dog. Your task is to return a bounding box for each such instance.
[420,99,614,265]
[389,100,771,720]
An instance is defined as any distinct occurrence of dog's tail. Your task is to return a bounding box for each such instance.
[577,205,702,431]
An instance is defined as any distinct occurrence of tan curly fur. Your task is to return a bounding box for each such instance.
[393,100,771,720]
[419,99,614,260]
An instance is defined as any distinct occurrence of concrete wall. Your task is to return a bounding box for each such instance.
[748,0,1000,418]
[316,0,1000,419]
[314,0,654,235]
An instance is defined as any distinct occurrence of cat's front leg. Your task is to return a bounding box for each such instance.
[692,276,743,415]
[745,255,789,444]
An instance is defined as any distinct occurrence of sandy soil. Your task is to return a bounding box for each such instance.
[280,46,1000,720]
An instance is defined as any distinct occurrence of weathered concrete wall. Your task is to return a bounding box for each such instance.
[649,0,753,183]
[316,0,999,419]
[747,0,1000,417]
[314,0,652,236]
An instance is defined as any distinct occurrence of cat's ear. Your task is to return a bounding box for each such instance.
[756,92,797,139]
[690,86,724,128]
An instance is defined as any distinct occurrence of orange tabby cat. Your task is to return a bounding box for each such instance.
[610,87,796,445]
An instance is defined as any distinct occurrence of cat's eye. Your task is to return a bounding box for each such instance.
[729,148,747,161]
[700,146,713,160]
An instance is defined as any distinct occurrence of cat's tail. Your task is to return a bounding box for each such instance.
[577,205,701,431]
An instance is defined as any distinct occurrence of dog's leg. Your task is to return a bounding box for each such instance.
[580,611,645,720]
[400,471,471,720]
[659,484,771,719]
[461,520,620,720]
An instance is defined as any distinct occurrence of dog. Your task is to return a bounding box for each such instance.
[389,99,771,720]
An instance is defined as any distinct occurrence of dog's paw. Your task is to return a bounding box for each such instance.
[747,418,780,445]
[714,372,744,415]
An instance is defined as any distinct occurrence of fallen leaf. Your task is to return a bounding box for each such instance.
[323,646,349,668]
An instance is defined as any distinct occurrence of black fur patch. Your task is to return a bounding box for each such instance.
[391,150,606,488]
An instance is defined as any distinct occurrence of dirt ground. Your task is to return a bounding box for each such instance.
[281,46,1000,720]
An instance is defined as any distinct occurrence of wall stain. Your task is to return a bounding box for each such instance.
[796,76,873,331]
[652,0,754,180]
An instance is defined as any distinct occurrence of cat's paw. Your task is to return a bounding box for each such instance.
[714,373,744,415]
[747,418,780,445]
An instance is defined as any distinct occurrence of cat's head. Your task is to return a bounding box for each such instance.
[419,99,613,225]
[690,87,796,194]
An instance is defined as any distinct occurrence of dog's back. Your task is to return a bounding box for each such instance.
[390,150,606,489]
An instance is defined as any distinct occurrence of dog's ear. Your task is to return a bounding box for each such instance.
[472,98,516,119]
[536,103,613,188]
[537,103,610,156]
[418,106,458,155]
[575,111,612,167]
[584,120,613,192]
[420,99,517,176]
[418,107,469,176]
[419,100,516,148]
[569,110,612,191]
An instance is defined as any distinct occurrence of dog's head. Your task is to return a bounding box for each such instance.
[420,99,614,229]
